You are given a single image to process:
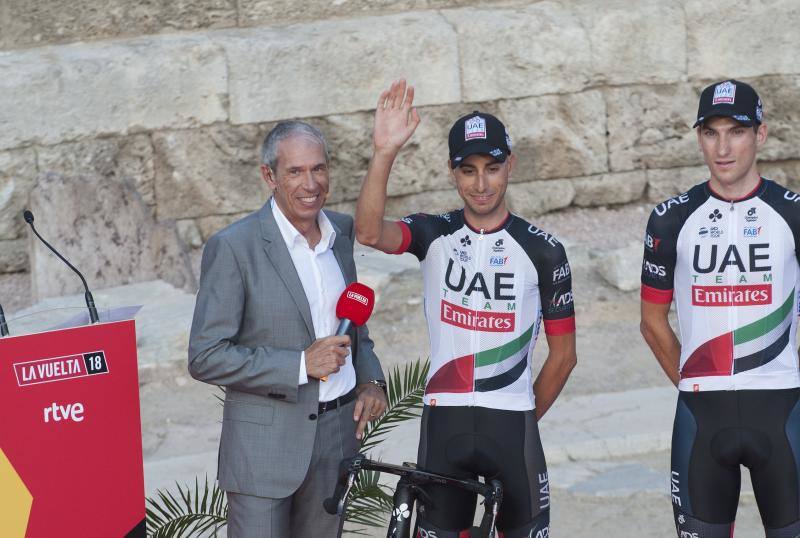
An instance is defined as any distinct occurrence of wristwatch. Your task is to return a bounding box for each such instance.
[368,379,388,394]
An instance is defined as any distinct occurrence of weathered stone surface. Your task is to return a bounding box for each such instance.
[750,76,800,162]
[222,12,460,124]
[176,219,203,249]
[574,0,685,87]
[498,91,608,180]
[29,172,196,300]
[0,239,28,273]
[327,188,463,220]
[4,0,237,50]
[0,35,228,150]
[0,148,38,240]
[448,0,685,102]
[686,0,800,80]
[195,212,253,242]
[760,160,800,193]
[153,124,268,220]
[506,179,575,218]
[37,135,156,206]
[595,242,642,292]
[606,84,703,172]
[445,3,592,102]
[645,166,708,203]
[573,171,646,207]
[238,0,502,28]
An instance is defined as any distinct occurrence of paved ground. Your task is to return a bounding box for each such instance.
[1,203,782,536]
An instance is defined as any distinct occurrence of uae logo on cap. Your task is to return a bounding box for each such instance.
[712,81,736,105]
[464,116,487,141]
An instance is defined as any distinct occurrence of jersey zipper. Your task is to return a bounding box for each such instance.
[471,228,488,406]
[727,200,737,378]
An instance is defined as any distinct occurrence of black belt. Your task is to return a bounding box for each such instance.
[319,388,357,415]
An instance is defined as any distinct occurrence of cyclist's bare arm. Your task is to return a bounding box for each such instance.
[533,332,577,419]
[355,79,421,252]
[640,299,680,386]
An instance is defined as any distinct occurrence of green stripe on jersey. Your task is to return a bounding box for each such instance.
[474,324,534,367]
[734,289,795,345]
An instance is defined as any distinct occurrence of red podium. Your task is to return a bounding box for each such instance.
[0,320,145,537]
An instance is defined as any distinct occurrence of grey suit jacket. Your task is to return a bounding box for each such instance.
[188,200,384,498]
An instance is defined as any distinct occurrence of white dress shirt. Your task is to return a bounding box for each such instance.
[271,199,355,402]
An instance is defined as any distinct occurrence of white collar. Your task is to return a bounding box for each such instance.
[271,197,336,252]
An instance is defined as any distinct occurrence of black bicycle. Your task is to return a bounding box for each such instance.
[324,453,503,538]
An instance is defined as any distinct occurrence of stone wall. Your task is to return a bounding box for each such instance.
[2,0,800,296]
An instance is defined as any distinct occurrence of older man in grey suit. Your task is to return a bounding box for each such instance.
[189,121,387,537]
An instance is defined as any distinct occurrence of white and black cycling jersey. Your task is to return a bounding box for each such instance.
[642,178,800,392]
[391,210,575,411]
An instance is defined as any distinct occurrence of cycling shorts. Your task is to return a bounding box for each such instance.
[416,405,549,537]
[671,388,800,537]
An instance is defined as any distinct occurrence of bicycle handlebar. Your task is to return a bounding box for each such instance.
[324,453,503,536]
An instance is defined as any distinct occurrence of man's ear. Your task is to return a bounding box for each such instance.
[447,160,457,186]
[756,123,768,148]
[261,164,277,189]
[506,153,517,177]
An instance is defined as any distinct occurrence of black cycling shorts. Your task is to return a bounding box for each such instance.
[671,388,800,537]
[416,405,549,535]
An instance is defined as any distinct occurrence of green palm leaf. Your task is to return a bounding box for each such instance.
[358,358,429,453]
[145,476,227,537]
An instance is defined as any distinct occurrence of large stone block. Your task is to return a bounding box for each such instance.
[498,91,608,180]
[0,239,27,273]
[0,149,38,240]
[606,84,704,172]
[238,0,496,27]
[152,124,269,220]
[574,0,686,87]
[4,0,237,49]
[29,172,196,300]
[222,12,460,124]
[646,166,708,203]
[447,0,685,102]
[686,0,800,80]
[37,135,156,206]
[0,35,228,150]
[506,179,575,218]
[572,171,646,207]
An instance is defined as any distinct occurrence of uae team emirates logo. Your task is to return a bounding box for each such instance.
[440,300,515,332]
[691,284,772,306]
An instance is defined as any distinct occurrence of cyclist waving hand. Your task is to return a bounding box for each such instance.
[356,80,577,538]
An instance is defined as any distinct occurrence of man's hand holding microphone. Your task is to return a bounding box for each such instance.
[304,283,387,439]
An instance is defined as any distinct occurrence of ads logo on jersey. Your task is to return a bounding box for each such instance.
[691,284,772,306]
[489,256,509,266]
[743,226,762,237]
[440,300,515,332]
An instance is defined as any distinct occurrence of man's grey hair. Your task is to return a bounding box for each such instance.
[260,121,330,170]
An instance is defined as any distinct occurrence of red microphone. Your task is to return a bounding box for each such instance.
[321,283,375,382]
[335,282,375,336]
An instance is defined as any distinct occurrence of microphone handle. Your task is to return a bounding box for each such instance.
[335,318,352,337]
[27,220,100,324]
[0,304,8,337]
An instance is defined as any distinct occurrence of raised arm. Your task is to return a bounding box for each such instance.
[355,79,421,252]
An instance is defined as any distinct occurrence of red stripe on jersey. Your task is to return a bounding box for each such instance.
[387,221,412,255]
[641,284,674,304]
[544,316,575,336]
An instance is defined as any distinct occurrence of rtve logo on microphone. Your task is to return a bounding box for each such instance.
[346,291,369,305]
